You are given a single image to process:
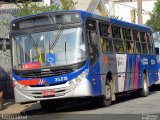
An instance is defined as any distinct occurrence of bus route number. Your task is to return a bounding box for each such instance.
[55,76,68,82]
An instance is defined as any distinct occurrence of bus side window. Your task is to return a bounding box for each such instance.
[86,20,96,31]
[112,25,124,53]
[146,32,153,54]
[122,28,133,53]
[99,22,113,53]
[140,32,148,54]
[133,30,141,54]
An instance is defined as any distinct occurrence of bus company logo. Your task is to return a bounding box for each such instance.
[151,60,155,65]
[39,79,49,86]
[44,81,50,87]
[142,58,148,65]
[117,60,124,66]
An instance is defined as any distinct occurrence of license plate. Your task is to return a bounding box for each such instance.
[42,90,55,96]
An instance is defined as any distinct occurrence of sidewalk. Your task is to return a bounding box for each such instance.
[0,99,34,114]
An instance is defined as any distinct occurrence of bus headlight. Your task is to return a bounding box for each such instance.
[69,81,74,86]
[80,70,89,78]
[75,77,81,83]
[19,84,28,90]
[12,77,28,89]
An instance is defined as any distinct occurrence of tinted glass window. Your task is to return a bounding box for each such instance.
[112,26,121,38]
[140,32,146,42]
[100,38,113,53]
[99,22,113,53]
[135,42,141,53]
[142,43,148,54]
[86,20,96,31]
[99,22,110,37]
[123,28,131,40]
[133,31,139,41]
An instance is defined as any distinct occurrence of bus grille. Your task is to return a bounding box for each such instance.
[20,69,74,78]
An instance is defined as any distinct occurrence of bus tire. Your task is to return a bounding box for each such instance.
[140,73,149,97]
[99,81,112,107]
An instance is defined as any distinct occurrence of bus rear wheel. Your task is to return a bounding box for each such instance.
[140,73,149,97]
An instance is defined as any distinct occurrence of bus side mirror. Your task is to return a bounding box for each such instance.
[91,32,98,46]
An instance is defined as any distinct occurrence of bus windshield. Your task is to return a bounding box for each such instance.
[12,28,87,70]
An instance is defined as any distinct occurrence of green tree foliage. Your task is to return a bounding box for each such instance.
[15,0,60,17]
[60,0,77,10]
[0,0,76,32]
[146,0,160,31]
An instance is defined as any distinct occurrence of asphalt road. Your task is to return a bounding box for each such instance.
[20,85,160,120]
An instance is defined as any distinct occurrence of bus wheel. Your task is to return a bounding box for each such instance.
[140,73,149,97]
[40,100,58,112]
[100,82,112,107]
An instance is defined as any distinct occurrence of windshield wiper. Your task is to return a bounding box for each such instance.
[28,34,37,48]
[28,34,40,62]
[49,26,64,50]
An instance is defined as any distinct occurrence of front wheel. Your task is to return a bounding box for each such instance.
[100,83,112,107]
[140,73,149,97]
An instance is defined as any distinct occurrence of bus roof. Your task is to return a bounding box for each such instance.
[11,10,152,32]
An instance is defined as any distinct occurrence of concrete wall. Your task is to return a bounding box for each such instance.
[0,50,13,99]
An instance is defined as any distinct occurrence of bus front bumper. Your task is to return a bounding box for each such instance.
[14,78,92,103]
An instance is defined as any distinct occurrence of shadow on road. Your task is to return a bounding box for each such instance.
[20,84,160,116]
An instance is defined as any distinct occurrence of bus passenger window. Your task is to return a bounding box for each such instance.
[140,32,146,42]
[146,33,153,54]
[126,41,133,53]
[100,37,113,53]
[100,37,107,53]
[99,22,113,53]
[142,43,148,54]
[86,20,96,31]
[123,28,133,53]
[133,31,142,54]
[112,25,124,53]
[148,43,153,54]
[112,26,121,38]
[140,32,148,54]
[146,33,152,42]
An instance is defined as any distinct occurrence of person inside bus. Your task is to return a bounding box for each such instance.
[135,32,140,53]
[126,42,132,53]
[100,37,107,53]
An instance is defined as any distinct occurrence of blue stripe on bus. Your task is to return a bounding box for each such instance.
[87,59,102,96]
[12,60,90,85]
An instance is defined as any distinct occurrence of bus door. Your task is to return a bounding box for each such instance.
[85,19,102,95]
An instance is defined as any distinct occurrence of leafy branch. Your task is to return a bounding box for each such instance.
[146,0,160,31]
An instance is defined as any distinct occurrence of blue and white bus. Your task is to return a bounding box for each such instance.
[10,10,158,110]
